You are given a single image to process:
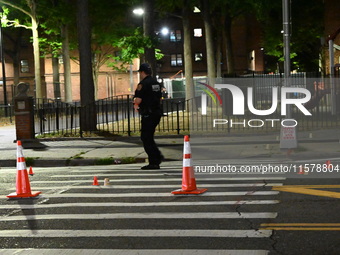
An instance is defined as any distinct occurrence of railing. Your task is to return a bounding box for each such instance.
[34,99,80,136]
[34,96,188,137]
[0,104,14,123]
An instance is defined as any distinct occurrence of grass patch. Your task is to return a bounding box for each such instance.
[120,157,137,164]
[94,157,138,165]
[70,152,86,160]
[94,157,114,165]
[25,157,39,166]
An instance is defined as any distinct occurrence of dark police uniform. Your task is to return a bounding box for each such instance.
[134,75,163,167]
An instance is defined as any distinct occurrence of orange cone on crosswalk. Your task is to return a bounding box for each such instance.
[28,166,34,176]
[7,141,41,199]
[172,135,207,195]
[92,176,99,186]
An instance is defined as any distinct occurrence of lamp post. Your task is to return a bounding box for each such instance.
[280,0,298,150]
[0,9,8,116]
[282,0,291,117]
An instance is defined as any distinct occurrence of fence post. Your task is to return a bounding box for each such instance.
[78,106,83,138]
[127,95,131,136]
[176,102,180,134]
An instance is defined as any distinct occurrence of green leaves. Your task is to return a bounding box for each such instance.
[109,28,163,71]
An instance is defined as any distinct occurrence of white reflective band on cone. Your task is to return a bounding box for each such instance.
[17,162,26,171]
[184,142,191,154]
[183,158,192,167]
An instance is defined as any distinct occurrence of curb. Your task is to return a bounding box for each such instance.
[0,158,148,168]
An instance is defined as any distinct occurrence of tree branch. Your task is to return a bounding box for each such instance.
[0,0,33,19]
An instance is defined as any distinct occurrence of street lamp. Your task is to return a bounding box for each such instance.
[160,27,169,36]
[133,8,144,16]
[0,7,8,116]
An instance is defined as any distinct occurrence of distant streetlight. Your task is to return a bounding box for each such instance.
[133,8,144,16]
[161,27,169,36]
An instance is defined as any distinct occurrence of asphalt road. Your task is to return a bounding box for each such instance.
[0,160,340,255]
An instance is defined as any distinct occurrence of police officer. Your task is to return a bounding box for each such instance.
[134,63,164,169]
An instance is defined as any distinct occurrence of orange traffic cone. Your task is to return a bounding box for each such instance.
[28,166,34,176]
[172,135,207,195]
[92,176,99,186]
[325,160,332,169]
[7,141,41,199]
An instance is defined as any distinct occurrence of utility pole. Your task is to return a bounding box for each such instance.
[0,7,8,116]
[282,0,291,117]
[280,0,298,150]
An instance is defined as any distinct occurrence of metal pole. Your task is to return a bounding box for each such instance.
[329,39,336,115]
[280,0,298,150]
[282,0,291,119]
[0,10,8,116]
[129,63,134,94]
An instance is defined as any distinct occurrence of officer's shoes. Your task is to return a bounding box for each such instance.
[141,164,160,170]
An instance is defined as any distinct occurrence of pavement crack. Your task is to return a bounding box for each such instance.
[269,229,282,255]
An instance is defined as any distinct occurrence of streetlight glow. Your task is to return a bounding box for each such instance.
[161,27,169,36]
[133,8,144,16]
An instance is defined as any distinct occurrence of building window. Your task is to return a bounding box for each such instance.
[194,28,203,37]
[20,60,29,73]
[171,54,183,66]
[195,53,203,62]
[170,30,182,42]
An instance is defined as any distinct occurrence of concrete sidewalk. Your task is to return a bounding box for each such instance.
[0,124,340,168]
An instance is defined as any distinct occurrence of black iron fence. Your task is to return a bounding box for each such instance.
[32,75,340,137]
[34,96,188,137]
[0,104,14,123]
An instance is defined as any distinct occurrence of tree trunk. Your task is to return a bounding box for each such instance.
[202,0,216,85]
[30,0,44,98]
[224,15,235,75]
[77,0,97,132]
[143,0,157,77]
[52,57,61,100]
[61,24,72,103]
[182,2,194,102]
[216,33,222,78]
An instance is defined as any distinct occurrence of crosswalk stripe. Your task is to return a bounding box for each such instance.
[51,174,286,179]
[0,212,277,221]
[33,177,286,183]
[36,191,279,198]
[0,200,280,209]
[0,229,272,238]
[69,165,285,173]
[9,183,282,190]
[0,249,269,255]
[52,173,172,177]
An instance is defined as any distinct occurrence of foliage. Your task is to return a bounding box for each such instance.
[253,0,324,72]
[108,27,164,71]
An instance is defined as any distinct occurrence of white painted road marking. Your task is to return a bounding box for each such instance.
[0,229,272,238]
[0,200,280,209]
[0,212,278,221]
[0,249,269,255]
[37,191,279,198]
